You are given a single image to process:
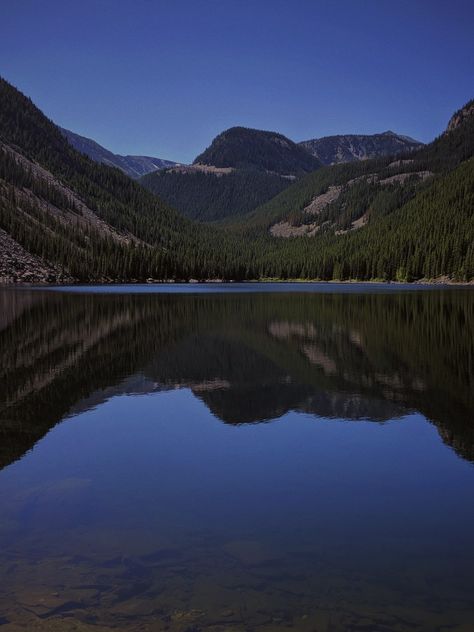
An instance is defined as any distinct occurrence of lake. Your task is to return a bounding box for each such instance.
[0,283,473,631]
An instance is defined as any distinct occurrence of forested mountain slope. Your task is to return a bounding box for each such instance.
[138,127,321,222]
[0,77,250,282]
[221,100,474,281]
[139,127,423,223]
[228,100,474,235]
[139,166,290,222]
[0,75,472,283]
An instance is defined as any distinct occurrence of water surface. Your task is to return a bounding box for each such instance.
[0,284,473,631]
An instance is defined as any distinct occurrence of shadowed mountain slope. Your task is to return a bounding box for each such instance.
[61,127,177,178]
[0,77,250,282]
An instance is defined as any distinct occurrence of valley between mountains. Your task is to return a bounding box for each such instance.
[0,76,473,284]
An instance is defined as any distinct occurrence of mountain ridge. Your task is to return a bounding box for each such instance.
[139,127,425,222]
[299,131,423,165]
[0,75,472,283]
[227,99,474,236]
[194,126,322,175]
[138,126,322,221]
[60,127,177,178]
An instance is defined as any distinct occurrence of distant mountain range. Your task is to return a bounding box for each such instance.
[139,127,424,221]
[60,127,177,178]
[62,126,424,181]
[299,131,423,165]
[62,123,424,222]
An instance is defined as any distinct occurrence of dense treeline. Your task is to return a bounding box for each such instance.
[139,168,291,221]
[224,158,396,232]
[251,159,474,281]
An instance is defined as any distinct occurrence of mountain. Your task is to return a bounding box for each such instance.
[138,127,321,221]
[194,126,321,175]
[60,127,177,178]
[224,98,474,282]
[0,75,472,283]
[140,127,424,222]
[299,131,423,165]
[0,77,248,283]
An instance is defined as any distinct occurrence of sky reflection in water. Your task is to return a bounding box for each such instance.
[0,285,473,631]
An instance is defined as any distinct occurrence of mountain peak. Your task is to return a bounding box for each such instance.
[299,131,423,165]
[193,126,321,175]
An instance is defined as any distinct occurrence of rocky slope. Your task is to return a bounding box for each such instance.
[61,127,177,178]
[0,227,72,283]
[445,99,474,133]
[299,131,423,165]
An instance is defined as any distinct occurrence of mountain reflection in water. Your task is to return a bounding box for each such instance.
[0,286,474,631]
[1,287,473,468]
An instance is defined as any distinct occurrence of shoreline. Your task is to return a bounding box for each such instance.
[1,277,473,288]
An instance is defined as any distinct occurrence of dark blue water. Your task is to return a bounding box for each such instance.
[0,285,473,631]
[44,281,456,293]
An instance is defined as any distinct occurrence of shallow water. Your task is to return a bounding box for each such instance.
[0,284,473,631]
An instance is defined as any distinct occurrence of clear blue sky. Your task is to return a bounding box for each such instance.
[2,0,473,163]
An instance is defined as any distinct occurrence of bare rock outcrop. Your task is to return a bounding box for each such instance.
[0,228,71,284]
[446,100,474,133]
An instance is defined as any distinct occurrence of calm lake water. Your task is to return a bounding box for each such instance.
[0,284,473,631]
